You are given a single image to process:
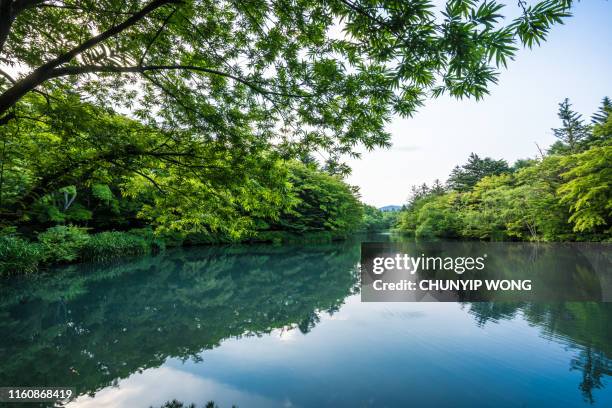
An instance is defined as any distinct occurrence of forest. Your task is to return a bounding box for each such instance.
[395,97,611,242]
[0,0,592,274]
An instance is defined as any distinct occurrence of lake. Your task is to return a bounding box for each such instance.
[0,234,610,407]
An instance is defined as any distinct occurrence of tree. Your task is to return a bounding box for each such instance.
[0,93,293,236]
[447,153,510,192]
[0,0,574,155]
[512,158,537,172]
[397,181,450,236]
[591,96,611,125]
[460,173,514,240]
[581,96,612,149]
[414,192,462,238]
[0,0,572,114]
[588,105,612,147]
[509,156,574,240]
[558,145,611,234]
[268,162,363,236]
[551,98,590,153]
[361,205,386,232]
[430,179,446,195]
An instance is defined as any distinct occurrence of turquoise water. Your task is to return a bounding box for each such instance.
[0,235,610,407]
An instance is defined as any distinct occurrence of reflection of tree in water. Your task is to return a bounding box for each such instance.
[0,242,360,398]
[572,346,612,404]
[465,302,612,404]
[298,310,320,334]
[464,302,523,326]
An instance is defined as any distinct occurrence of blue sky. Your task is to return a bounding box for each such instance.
[348,0,612,207]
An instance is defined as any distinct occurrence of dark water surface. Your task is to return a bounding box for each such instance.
[0,235,611,407]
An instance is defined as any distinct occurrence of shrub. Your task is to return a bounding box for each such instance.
[82,231,150,262]
[128,228,167,252]
[37,225,90,263]
[0,235,43,275]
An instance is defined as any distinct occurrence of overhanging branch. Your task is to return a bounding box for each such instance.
[50,64,310,98]
[0,0,181,117]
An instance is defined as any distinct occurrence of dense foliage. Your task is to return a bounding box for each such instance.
[0,0,574,135]
[361,205,400,232]
[0,0,573,214]
[447,153,510,192]
[0,0,579,271]
[396,97,611,241]
[263,162,363,236]
[0,93,293,237]
[0,154,365,274]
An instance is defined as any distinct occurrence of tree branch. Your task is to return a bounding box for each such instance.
[0,0,181,117]
[35,3,141,16]
[50,64,310,98]
[109,159,167,195]
[0,0,46,55]
[139,7,178,66]
[0,67,16,83]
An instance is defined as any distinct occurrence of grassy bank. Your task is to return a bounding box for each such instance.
[0,226,351,276]
[0,226,159,276]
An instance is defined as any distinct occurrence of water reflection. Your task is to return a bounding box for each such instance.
[0,243,360,399]
[0,237,610,407]
[465,301,612,404]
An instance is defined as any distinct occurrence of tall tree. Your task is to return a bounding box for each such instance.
[551,98,590,152]
[591,96,611,125]
[447,153,510,192]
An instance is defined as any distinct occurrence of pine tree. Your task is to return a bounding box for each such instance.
[447,153,510,192]
[591,96,612,125]
[552,98,590,152]
[431,179,446,195]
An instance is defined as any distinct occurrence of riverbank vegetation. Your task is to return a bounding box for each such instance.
[395,97,611,242]
[361,205,400,232]
[0,121,365,275]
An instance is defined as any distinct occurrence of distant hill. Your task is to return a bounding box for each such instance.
[379,205,401,212]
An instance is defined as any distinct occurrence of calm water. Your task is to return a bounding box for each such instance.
[0,235,611,407]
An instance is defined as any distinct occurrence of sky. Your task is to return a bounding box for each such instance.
[347,1,612,208]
